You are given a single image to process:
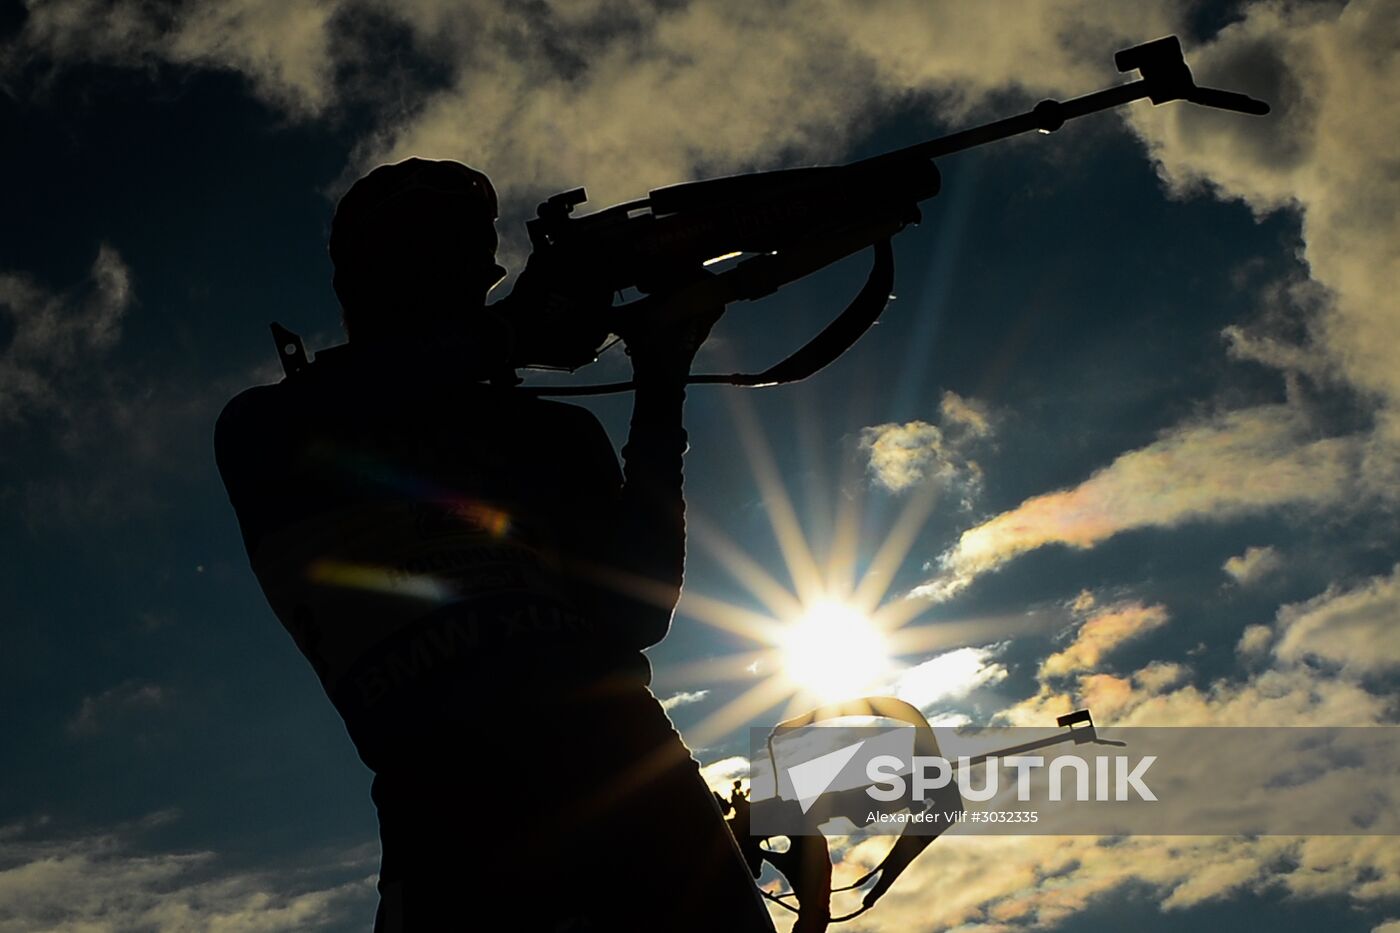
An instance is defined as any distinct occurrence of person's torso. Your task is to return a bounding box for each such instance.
[221,348,641,763]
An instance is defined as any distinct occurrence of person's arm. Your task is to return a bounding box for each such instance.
[559,278,726,649]
[214,385,283,556]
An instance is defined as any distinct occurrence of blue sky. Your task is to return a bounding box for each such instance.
[2,0,1398,930]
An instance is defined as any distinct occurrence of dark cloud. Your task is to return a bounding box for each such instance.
[66,679,169,737]
[0,245,130,425]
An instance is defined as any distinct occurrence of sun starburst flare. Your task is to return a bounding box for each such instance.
[649,390,1026,748]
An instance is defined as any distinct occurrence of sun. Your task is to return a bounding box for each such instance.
[779,600,891,702]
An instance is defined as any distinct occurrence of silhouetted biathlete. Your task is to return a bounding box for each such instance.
[214,158,774,932]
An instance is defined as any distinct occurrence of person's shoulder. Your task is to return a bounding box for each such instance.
[216,344,353,437]
[212,379,313,478]
[215,382,287,443]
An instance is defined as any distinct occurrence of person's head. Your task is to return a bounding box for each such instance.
[328,158,508,344]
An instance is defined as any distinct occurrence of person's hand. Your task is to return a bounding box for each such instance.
[501,248,618,370]
[506,247,616,327]
[623,273,728,381]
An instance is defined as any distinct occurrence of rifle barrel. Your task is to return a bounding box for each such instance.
[957,730,1082,769]
[858,78,1152,172]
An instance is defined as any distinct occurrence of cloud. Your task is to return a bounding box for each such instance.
[698,755,750,796]
[1223,544,1283,584]
[1133,658,1188,693]
[996,570,1400,731]
[860,391,992,496]
[4,1,1185,246]
[917,404,1362,600]
[888,644,1007,713]
[1237,623,1273,657]
[838,831,1400,933]
[1272,564,1400,675]
[0,250,265,531]
[1040,601,1169,678]
[0,823,376,933]
[937,391,993,438]
[6,0,341,115]
[1128,0,1400,482]
[860,421,967,494]
[1008,655,1389,730]
[66,679,169,737]
[659,688,709,711]
[0,245,131,425]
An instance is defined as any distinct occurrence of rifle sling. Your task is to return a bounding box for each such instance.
[527,237,895,396]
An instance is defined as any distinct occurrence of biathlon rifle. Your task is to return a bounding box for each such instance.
[729,701,1126,932]
[493,34,1270,395]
